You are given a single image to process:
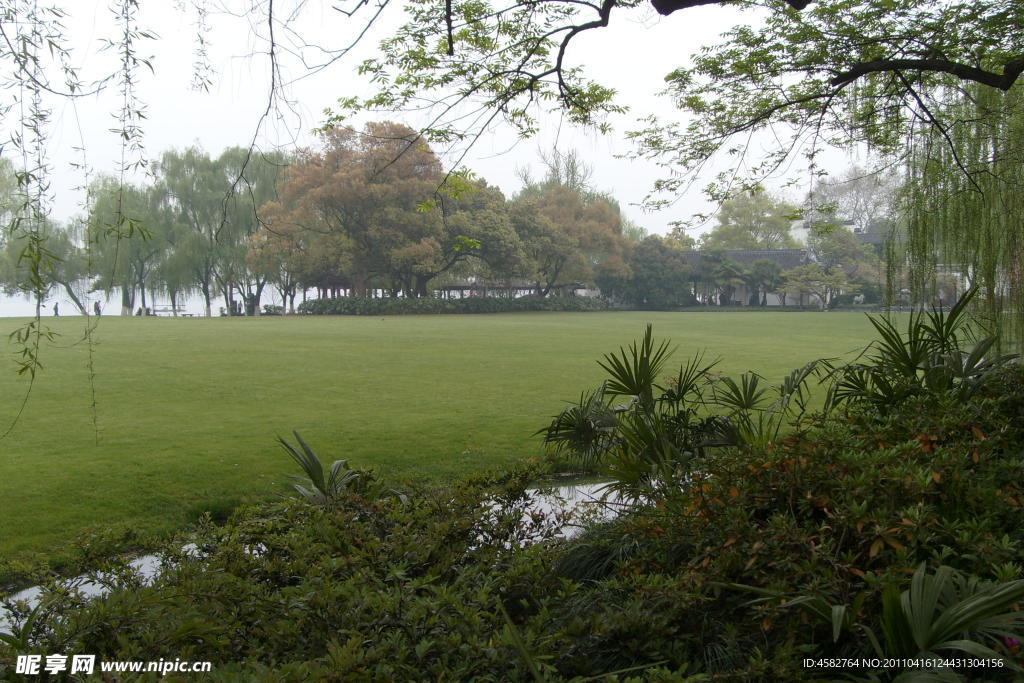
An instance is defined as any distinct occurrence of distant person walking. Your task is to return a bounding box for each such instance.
[93,301,101,317]
[53,303,59,317]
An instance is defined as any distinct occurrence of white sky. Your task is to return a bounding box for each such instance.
[34,1,825,229]
[3,0,853,315]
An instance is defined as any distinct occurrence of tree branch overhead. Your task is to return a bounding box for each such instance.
[650,0,811,15]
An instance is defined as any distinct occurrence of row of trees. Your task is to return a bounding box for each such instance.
[0,126,889,317]
[603,230,882,311]
[599,181,888,310]
[1,150,284,317]
[329,0,1021,335]
[1,126,632,316]
[91,147,286,317]
[252,125,628,311]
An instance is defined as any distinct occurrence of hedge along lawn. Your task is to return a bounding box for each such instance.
[0,311,879,559]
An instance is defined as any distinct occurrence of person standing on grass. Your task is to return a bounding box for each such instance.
[94,301,101,317]
[53,303,59,317]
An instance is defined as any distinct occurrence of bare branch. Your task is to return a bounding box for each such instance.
[651,0,811,15]
[831,56,1024,92]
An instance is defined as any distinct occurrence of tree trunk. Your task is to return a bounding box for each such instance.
[222,285,236,315]
[121,286,134,316]
[59,281,88,315]
[414,274,431,298]
[244,284,264,316]
[278,283,295,314]
[201,283,212,318]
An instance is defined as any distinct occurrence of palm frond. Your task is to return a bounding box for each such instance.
[597,324,674,408]
[278,431,372,505]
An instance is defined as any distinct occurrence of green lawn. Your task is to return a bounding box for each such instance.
[0,311,879,558]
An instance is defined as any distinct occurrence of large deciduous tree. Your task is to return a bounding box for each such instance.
[512,185,626,297]
[257,140,526,303]
[512,150,627,296]
[215,148,289,315]
[700,189,798,251]
[807,225,880,286]
[438,178,525,284]
[1,160,91,309]
[623,236,693,310]
[155,148,233,317]
[783,262,849,310]
[803,166,899,235]
[265,122,462,297]
[1,218,89,314]
[628,1,1024,202]
[899,86,1024,341]
[246,215,309,313]
[342,1,1022,192]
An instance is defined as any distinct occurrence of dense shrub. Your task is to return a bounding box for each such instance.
[0,466,593,681]
[297,294,610,315]
[620,378,1023,677]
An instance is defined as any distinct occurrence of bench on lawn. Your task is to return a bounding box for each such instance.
[152,305,189,317]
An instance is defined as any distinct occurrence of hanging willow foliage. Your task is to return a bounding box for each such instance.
[897,84,1024,350]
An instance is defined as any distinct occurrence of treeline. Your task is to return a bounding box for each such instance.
[1,125,630,316]
[600,235,884,311]
[0,125,891,316]
[602,185,889,310]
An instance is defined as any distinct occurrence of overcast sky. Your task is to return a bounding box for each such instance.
[33,1,800,230]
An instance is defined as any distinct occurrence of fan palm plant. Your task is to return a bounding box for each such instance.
[540,382,619,470]
[539,326,824,501]
[826,288,1018,414]
[869,564,1024,670]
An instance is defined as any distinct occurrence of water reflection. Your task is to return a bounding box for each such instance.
[524,480,619,537]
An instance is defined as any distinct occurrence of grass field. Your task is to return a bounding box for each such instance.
[0,311,881,559]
